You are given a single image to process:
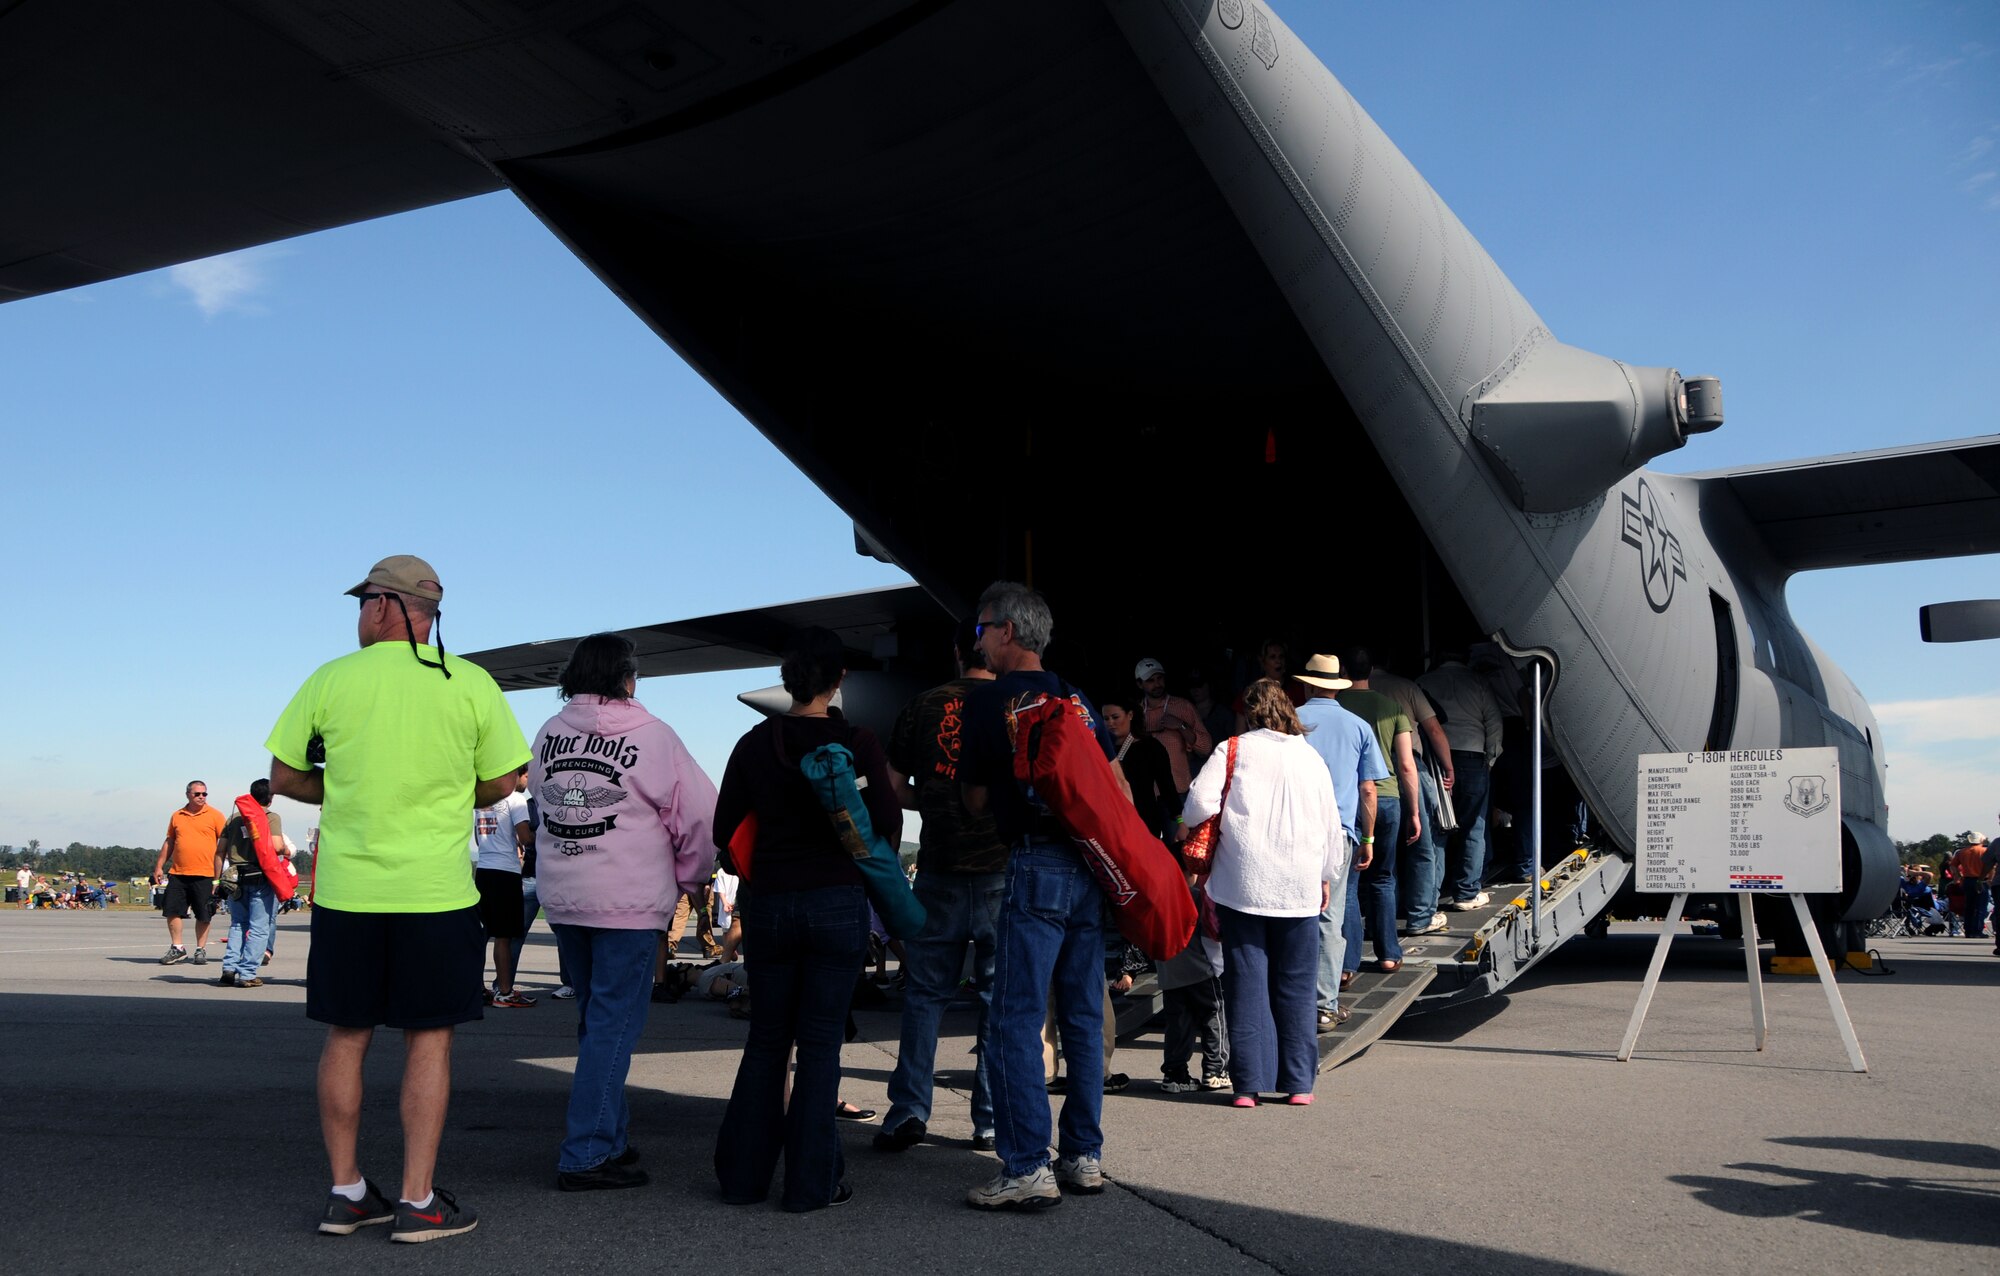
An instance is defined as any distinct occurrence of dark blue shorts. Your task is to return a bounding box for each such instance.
[306,904,485,1030]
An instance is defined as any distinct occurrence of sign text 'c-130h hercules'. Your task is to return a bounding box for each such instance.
[6,2,1998,1027]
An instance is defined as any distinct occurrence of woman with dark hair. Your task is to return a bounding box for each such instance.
[1181,678,1344,1107]
[1100,700,1177,841]
[712,625,899,1211]
[530,633,718,1190]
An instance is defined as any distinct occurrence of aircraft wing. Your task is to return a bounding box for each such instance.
[1686,435,2000,574]
[463,583,945,692]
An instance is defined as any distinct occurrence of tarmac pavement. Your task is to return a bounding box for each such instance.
[1,909,1995,1275]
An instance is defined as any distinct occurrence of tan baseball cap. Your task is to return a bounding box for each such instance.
[345,555,443,602]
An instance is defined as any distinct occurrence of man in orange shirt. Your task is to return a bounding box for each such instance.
[151,780,228,965]
[1951,833,1993,941]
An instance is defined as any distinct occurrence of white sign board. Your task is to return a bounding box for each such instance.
[1637,747,1842,894]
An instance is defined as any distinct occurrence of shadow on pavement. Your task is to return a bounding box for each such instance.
[1,987,1626,1276]
[1767,1136,2000,1172]
[1669,1159,2000,1247]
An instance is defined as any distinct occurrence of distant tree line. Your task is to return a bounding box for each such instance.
[1895,831,1986,877]
[0,841,313,882]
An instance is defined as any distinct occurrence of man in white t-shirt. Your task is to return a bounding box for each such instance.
[14,865,31,909]
[470,768,535,1007]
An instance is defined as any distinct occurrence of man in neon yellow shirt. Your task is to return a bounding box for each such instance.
[269,555,529,1244]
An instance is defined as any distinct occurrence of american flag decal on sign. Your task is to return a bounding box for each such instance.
[1730,873,1785,890]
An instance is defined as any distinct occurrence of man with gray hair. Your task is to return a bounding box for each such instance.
[269,555,530,1243]
[957,582,1127,1211]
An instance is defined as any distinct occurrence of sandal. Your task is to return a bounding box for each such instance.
[1339,971,1356,990]
[1316,1006,1351,1033]
[1378,959,1402,974]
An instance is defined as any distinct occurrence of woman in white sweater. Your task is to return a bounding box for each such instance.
[1181,679,1346,1106]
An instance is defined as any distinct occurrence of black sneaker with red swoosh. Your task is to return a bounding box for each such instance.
[390,1186,477,1243]
[317,1179,394,1235]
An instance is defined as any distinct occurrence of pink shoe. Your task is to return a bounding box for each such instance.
[1230,1095,1257,1108]
[1286,1093,1314,1106]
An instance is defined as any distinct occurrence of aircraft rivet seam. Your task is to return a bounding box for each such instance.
[1459,325,1551,425]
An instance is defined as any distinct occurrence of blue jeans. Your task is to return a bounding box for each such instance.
[1317,834,1352,1008]
[1443,753,1491,902]
[1963,880,1992,938]
[988,842,1105,1178]
[1219,905,1320,1096]
[1348,795,1403,967]
[1340,857,1365,975]
[550,925,656,1172]
[885,871,1005,1137]
[715,884,867,1210]
[521,878,572,987]
[222,882,276,979]
[1399,767,1445,928]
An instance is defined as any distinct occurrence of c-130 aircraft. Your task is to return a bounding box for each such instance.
[7,1,1995,1050]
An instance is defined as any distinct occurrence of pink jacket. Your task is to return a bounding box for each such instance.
[530,695,718,930]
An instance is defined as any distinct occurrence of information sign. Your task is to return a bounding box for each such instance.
[1636,747,1841,894]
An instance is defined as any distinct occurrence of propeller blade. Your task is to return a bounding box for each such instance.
[1919,600,2000,643]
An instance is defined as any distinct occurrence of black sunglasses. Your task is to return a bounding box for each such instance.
[356,592,390,608]
[975,618,1009,637]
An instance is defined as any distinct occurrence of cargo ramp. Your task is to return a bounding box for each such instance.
[1114,848,1631,1071]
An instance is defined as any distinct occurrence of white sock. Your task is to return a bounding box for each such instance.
[331,1180,366,1201]
[401,1192,434,1209]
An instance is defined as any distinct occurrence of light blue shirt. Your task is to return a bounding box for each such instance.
[1296,696,1389,846]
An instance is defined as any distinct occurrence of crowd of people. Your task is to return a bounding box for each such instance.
[179,554,1561,1240]
[77,547,1997,1243]
[1900,836,1997,945]
[10,867,118,909]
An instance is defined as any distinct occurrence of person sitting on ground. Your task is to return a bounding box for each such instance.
[1182,679,1344,1107]
[657,958,749,1002]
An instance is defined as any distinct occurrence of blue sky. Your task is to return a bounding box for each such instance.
[1,1,1993,853]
